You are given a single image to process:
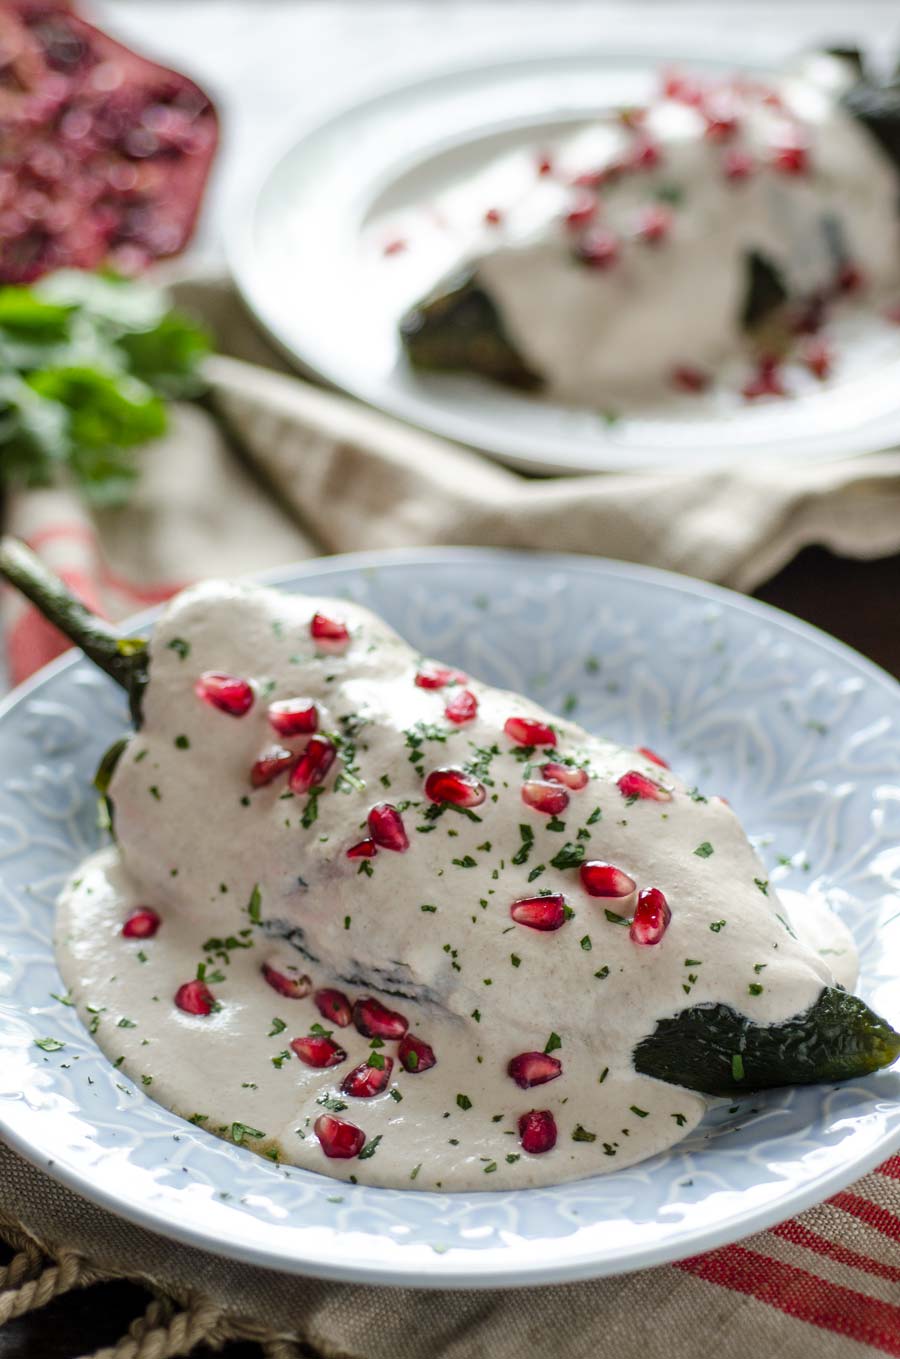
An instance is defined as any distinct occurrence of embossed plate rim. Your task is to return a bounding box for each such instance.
[1,547,899,1288]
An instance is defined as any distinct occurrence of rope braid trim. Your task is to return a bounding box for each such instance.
[0,1213,303,1359]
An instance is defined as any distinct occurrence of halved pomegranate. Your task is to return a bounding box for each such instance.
[353,996,409,1039]
[194,672,254,717]
[290,1034,347,1068]
[268,699,318,737]
[508,1051,562,1089]
[314,1113,366,1159]
[174,980,214,1015]
[314,988,352,1027]
[518,1109,557,1154]
[0,3,217,283]
[122,907,160,939]
[341,1056,394,1098]
[424,768,486,808]
[510,894,567,932]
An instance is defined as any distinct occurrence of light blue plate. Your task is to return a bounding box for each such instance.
[1,549,899,1288]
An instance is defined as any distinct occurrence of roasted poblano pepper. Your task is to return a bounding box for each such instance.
[1,535,897,1099]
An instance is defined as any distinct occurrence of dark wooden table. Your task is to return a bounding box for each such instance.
[3,544,900,1359]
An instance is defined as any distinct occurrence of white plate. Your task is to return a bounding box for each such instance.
[1,549,899,1287]
[229,50,900,475]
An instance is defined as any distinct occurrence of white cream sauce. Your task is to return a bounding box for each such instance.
[56,581,857,1189]
[388,57,900,407]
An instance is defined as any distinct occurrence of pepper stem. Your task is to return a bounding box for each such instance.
[0,536,149,715]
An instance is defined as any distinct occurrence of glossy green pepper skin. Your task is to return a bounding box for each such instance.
[634,987,900,1096]
[399,270,543,390]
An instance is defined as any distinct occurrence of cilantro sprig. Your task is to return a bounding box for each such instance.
[0,270,210,505]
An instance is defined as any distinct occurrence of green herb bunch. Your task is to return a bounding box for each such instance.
[0,270,211,506]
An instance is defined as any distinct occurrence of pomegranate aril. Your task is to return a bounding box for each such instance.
[519,1109,557,1154]
[635,204,672,245]
[289,736,337,795]
[636,746,670,769]
[771,143,809,175]
[564,193,597,230]
[742,357,786,400]
[508,1051,562,1089]
[537,153,554,176]
[580,861,636,898]
[314,1113,366,1159]
[314,988,352,1027]
[261,957,312,999]
[353,996,409,1039]
[251,745,296,788]
[122,907,160,939]
[341,1055,394,1098]
[542,762,588,791]
[445,689,478,724]
[617,770,672,802]
[398,1033,437,1073]
[510,894,567,932]
[504,716,557,747]
[367,803,409,852]
[175,980,215,1016]
[804,340,832,380]
[671,365,710,394]
[575,227,620,270]
[425,767,486,808]
[414,662,467,690]
[310,612,350,651]
[722,148,754,182]
[836,262,864,295]
[484,207,503,226]
[290,1034,347,1068]
[346,838,377,859]
[521,781,569,815]
[383,237,406,256]
[630,886,671,945]
[662,71,704,105]
[194,672,254,717]
[628,138,662,171]
[268,698,318,737]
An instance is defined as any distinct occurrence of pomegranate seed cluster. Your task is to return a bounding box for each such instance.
[72,581,821,1189]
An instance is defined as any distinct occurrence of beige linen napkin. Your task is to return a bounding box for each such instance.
[8,273,900,683]
[3,274,900,1359]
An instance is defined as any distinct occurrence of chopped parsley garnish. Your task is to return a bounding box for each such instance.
[456,1093,473,1111]
[247,884,262,924]
[34,1037,65,1052]
[549,842,585,870]
[231,1122,265,1144]
[694,842,714,858]
[572,1125,597,1143]
[167,637,190,660]
[544,1031,562,1054]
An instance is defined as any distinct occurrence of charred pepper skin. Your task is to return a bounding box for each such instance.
[399,270,543,391]
[633,987,900,1096]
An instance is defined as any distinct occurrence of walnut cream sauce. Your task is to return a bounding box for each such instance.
[383,58,900,407]
[55,582,857,1189]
